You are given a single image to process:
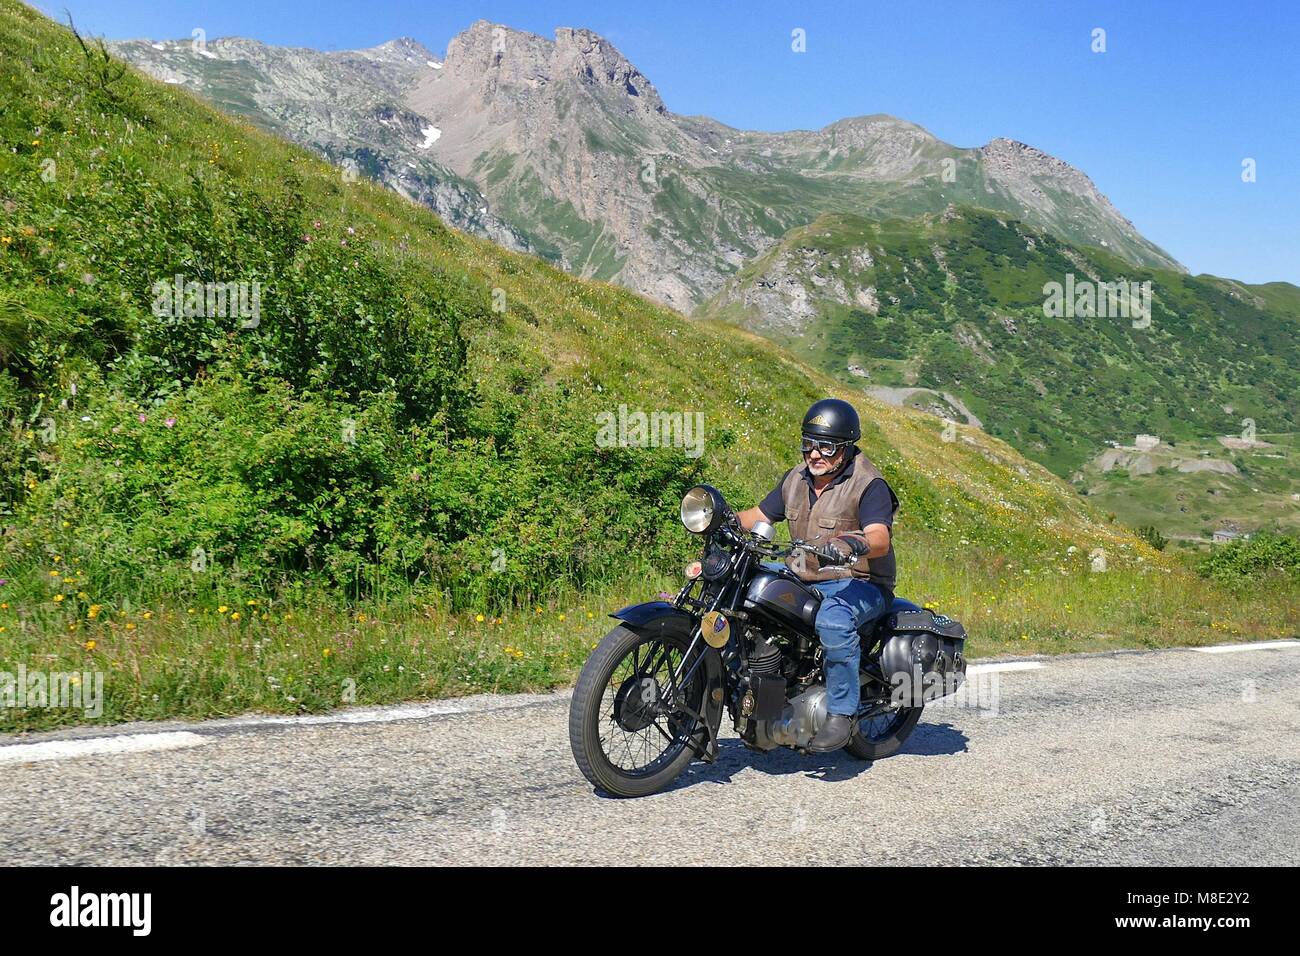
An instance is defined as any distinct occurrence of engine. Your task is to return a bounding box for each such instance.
[732,626,829,751]
[748,684,830,751]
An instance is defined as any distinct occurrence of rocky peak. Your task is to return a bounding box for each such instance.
[553,26,665,112]
[981,137,1123,215]
[348,36,438,64]
[436,20,664,113]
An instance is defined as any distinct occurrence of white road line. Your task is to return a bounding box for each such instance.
[0,731,208,765]
[219,702,468,728]
[967,661,1046,674]
[1190,640,1300,654]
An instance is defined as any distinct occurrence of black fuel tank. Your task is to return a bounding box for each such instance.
[743,568,821,631]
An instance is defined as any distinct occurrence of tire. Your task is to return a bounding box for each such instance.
[844,705,923,761]
[569,623,710,798]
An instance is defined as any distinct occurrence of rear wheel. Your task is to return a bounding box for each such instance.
[844,705,922,760]
[569,624,711,798]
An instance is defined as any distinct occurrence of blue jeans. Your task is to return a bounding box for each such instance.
[809,577,890,717]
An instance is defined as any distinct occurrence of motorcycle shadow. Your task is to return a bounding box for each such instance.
[658,721,970,795]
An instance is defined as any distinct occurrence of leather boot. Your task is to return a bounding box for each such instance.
[807,713,853,753]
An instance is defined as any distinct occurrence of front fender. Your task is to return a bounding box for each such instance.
[610,600,697,632]
[609,601,723,747]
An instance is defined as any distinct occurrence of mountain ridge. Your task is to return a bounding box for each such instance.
[110,19,1184,312]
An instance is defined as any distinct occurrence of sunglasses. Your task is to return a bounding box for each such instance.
[800,436,849,457]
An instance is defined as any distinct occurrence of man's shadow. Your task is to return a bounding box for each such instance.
[599,720,970,797]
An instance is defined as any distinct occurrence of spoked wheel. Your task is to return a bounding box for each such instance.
[569,624,711,798]
[844,704,923,761]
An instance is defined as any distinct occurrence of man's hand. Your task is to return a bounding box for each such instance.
[829,536,867,559]
[834,524,890,560]
[736,506,772,532]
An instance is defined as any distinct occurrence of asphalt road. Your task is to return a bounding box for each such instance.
[3,641,1298,865]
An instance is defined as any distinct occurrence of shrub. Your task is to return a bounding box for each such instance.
[1199,533,1300,584]
[1137,525,1168,551]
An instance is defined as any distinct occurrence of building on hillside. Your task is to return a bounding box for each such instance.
[1135,434,1161,451]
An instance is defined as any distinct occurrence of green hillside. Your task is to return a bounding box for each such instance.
[1,3,1296,730]
[700,210,1300,488]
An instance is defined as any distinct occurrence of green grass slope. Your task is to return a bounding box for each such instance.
[1,3,1295,729]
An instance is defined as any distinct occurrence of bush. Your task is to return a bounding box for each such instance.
[1137,525,1168,551]
[1199,533,1300,584]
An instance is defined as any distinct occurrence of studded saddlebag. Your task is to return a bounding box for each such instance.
[879,609,967,707]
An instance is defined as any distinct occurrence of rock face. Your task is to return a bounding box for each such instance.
[978,139,1173,270]
[111,21,1184,313]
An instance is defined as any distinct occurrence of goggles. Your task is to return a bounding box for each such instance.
[800,436,850,457]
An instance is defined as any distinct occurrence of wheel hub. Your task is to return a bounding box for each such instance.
[613,675,660,732]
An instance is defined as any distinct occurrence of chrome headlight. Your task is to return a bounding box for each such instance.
[680,484,728,535]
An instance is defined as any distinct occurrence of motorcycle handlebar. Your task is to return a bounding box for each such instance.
[719,523,849,566]
[755,538,849,566]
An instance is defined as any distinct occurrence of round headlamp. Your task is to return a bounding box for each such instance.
[680,484,728,535]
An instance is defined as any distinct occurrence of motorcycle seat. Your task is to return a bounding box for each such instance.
[857,596,921,638]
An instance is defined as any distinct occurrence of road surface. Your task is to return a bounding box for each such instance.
[3,641,1298,865]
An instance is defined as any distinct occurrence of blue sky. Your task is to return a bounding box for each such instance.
[33,0,1300,284]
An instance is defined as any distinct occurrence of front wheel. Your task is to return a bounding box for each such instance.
[845,705,923,760]
[569,624,711,798]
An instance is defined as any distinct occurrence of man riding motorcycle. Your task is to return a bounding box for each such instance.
[736,398,899,753]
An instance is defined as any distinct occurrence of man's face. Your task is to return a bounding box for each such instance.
[802,436,847,477]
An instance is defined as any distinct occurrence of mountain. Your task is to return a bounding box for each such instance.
[1,0,1182,607]
[108,34,532,252]
[110,20,1182,313]
[698,207,1300,482]
[100,18,1298,541]
[0,1,1159,598]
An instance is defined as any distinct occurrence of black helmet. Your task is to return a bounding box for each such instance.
[802,398,861,443]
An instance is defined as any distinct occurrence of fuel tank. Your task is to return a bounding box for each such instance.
[743,567,820,631]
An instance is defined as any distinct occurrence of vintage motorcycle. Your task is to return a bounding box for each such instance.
[569,484,968,797]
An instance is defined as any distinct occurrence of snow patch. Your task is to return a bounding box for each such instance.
[427,60,442,69]
[418,125,441,149]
